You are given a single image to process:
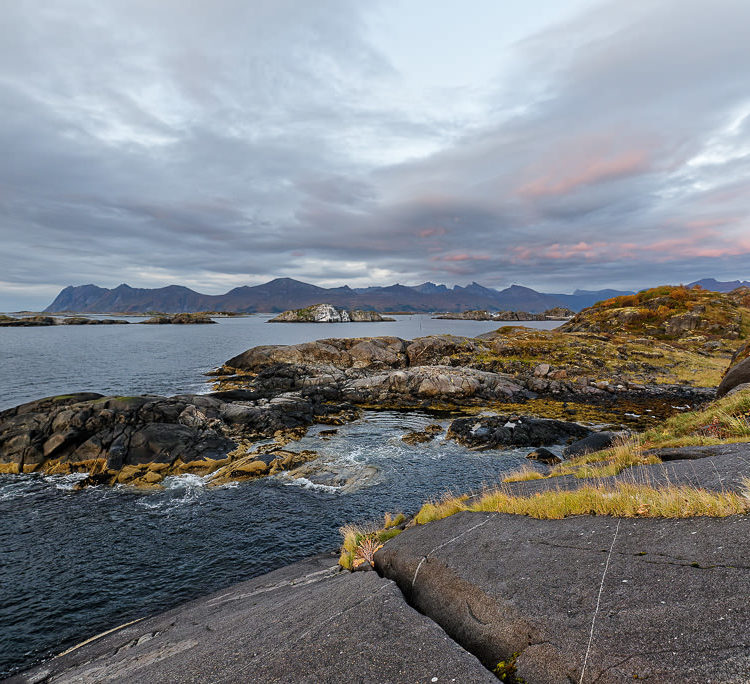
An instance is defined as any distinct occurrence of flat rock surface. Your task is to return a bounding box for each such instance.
[12,555,494,684]
[507,441,750,497]
[376,511,750,683]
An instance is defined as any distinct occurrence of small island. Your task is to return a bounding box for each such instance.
[269,303,395,323]
[0,315,129,326]
[434,306,575,321]
[139,313,216,324]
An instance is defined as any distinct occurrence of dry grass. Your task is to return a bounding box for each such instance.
[413,483,749,525]
[414,493,471,525]
[338,512,405,570]
[502,465,546,483]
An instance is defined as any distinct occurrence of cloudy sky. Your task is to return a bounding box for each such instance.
[2,0,750,309]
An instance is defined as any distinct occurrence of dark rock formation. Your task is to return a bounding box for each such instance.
[562,430,621,458]
[447,415,591,449]
[0,392,350,486]
[0,315,129,326]
[376,511,750,683]
[373,444,750,681]
[526,447,561,464]
[716,340,750,397]
[402,423,443,445]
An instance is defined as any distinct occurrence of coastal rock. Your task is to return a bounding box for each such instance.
[15,555,495,683]
[526,447,561,464]
[562,431,621,458]
[716,340,750,397]
[447,415,591,449]
[0,315,130,327]
[0,391,351,486]
[402,423,443,445]
[433,307,574,321]
[216,331,716,413]
[375,510,750,683]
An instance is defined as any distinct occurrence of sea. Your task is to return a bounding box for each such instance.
[0,314,561,676]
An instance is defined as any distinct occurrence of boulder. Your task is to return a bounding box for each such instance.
[526,447,561,464]
[716,340,750,398]
[562,430,620,458]
[447,415,591,449]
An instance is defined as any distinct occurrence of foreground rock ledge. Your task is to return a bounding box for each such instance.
[376,512,750,683]
[10,555,494,684]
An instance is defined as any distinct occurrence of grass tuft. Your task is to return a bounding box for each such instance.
[502,465,546,483]
[338,511,405,570]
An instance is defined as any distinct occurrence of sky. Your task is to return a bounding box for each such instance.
[1,0,750,309]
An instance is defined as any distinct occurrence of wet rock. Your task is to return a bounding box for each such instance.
[447,415,591,449]
[0,391,332,486]
[402,424,443,445]
[285,458,379,492]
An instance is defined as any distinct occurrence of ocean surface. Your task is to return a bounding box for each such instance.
[0,315,561,676]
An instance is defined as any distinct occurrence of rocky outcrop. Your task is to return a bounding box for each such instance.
[374,444,750,682]
[269,303,394,323]
[447,414,591,449]
[561,285,749,341]
[140,314,216,324]
[716,340,750,397]
[0,392,353,487]
[214,332,714,415]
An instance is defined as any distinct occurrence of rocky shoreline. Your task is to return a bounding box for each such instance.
[4,286,750,681]
[11,440,750,683]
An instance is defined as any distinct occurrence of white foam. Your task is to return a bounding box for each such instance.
[279,475,340,493]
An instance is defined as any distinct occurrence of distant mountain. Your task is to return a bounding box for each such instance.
[551,288,635,311]
[45,279,637,314]
[687,278,750,292]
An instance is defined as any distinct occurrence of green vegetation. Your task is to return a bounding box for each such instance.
[563,285,750,342]
[493,652,524,683]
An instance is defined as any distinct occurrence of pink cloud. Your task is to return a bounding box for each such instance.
[518,149,650,199]
[418,227,447,238]
[433,253,491,262]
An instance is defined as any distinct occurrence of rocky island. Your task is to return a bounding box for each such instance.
[0,315,130,326]
[268,303,395,322]
[434,306,575,321]
[4,284,750,682]
[139,313,216,324]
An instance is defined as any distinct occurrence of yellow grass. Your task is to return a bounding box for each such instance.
[502,465,546,483]
[413,483,749,525]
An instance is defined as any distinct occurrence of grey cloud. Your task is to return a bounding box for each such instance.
[1,0,750,310]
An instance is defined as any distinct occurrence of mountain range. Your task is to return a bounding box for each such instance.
[44,277,748,314]
[44,279,635,314]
